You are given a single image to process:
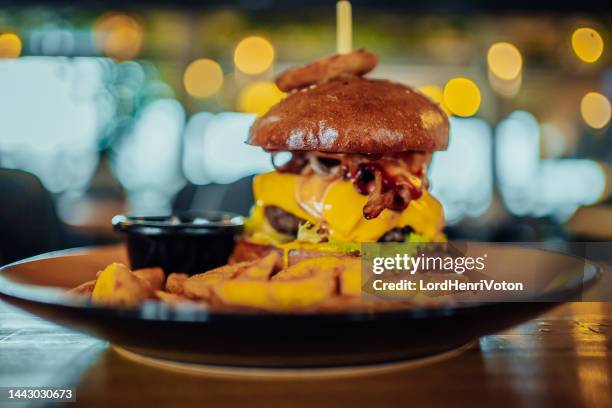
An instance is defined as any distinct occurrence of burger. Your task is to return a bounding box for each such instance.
[230,50,449,267]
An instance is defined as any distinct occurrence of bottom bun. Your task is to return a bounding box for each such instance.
[229,237,356,267]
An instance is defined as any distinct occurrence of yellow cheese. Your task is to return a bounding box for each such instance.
[252,172,445,242]
[399,189,446,241]
[253,173,316,223]
[322,181,400,242]
[295,174,334,219]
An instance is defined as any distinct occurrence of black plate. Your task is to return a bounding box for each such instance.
[0,244,599,368]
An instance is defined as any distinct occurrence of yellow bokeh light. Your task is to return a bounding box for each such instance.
[234,36,274,75]
[418,85,450,114]
[94,13,143,60]
[572,27,604,63]
[238,81,284,116]
[443,78,481,117]
[581,92,611,129]
[487,42,522,80]
[184,59,224,99]
[0,33,22,58]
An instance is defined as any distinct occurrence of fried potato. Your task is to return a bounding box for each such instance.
[183,262,250,300]
[272,256,347,281]
[133,267,165,292]
[155,290,197,305]
[68,280,97,296]
[228,238,281,266]
[212,274,336,311]
[165,273,189,295]
[236,252,279,280]
[91,263,152,306]
[74,254,368,312]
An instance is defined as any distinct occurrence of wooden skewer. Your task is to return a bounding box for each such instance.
[336,1,352,54]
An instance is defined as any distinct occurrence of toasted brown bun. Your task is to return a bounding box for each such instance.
[229,238,354,267]
[248,76,449,154]
[229,238,281,266]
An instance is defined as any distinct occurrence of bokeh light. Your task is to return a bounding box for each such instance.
[184,59,224,98]
[443,78,481,117]
[0,33,22,58]
[487,42,522,80]
[94,13,143,60]
[113,99,186,214]
[0,57,104,193]
[429,117,493,224]
[580,92,611,129]
[238,81,284,116]
[196,112,273,184]
[30,28,75,56]
[538,159,606,214]
[234,36,274,75]
[419,85,450,114]
[571,27,604,63]
[496,111,540,216]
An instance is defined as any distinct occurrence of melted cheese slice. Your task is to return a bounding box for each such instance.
[295,174,334,219]
[253,172,445,242]
[253,172,316,223]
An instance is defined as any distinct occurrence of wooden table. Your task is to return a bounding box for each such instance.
[0,301,610,408]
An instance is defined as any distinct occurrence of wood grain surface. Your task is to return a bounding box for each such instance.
[0,301,610,408]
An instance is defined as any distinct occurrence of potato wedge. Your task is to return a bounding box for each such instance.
[236,252,279,280]
[272,256,347,281]
[91,263,152,306]
[212,274,336,311]
[165,273,189,294]
[183,262,250,300]
[133,267,165,292]
[229,238,282,266]
[272,256,361,281]
[73,254,369,311]
[155,290,196,305]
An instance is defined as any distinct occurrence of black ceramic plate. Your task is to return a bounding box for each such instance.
[0,244,599,368]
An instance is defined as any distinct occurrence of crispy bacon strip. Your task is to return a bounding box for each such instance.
[363,168,394,219]
[276,50,377,92]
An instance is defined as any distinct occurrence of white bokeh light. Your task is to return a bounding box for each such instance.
[495,110,606,221]
[182,112,215,185]
[495,111,540,216]
[182,112,272,185]
[430,117,493,225]
[112,99,186,214]
[0,57,105,193]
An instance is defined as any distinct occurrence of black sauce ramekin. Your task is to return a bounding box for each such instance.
[112,211,244,276]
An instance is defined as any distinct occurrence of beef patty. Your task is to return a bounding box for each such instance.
[264,206,304,236]
[378,226,415,242]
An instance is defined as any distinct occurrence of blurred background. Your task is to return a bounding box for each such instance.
[0,0,611,264]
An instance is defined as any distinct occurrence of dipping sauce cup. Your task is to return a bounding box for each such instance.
[112,211,244,276]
